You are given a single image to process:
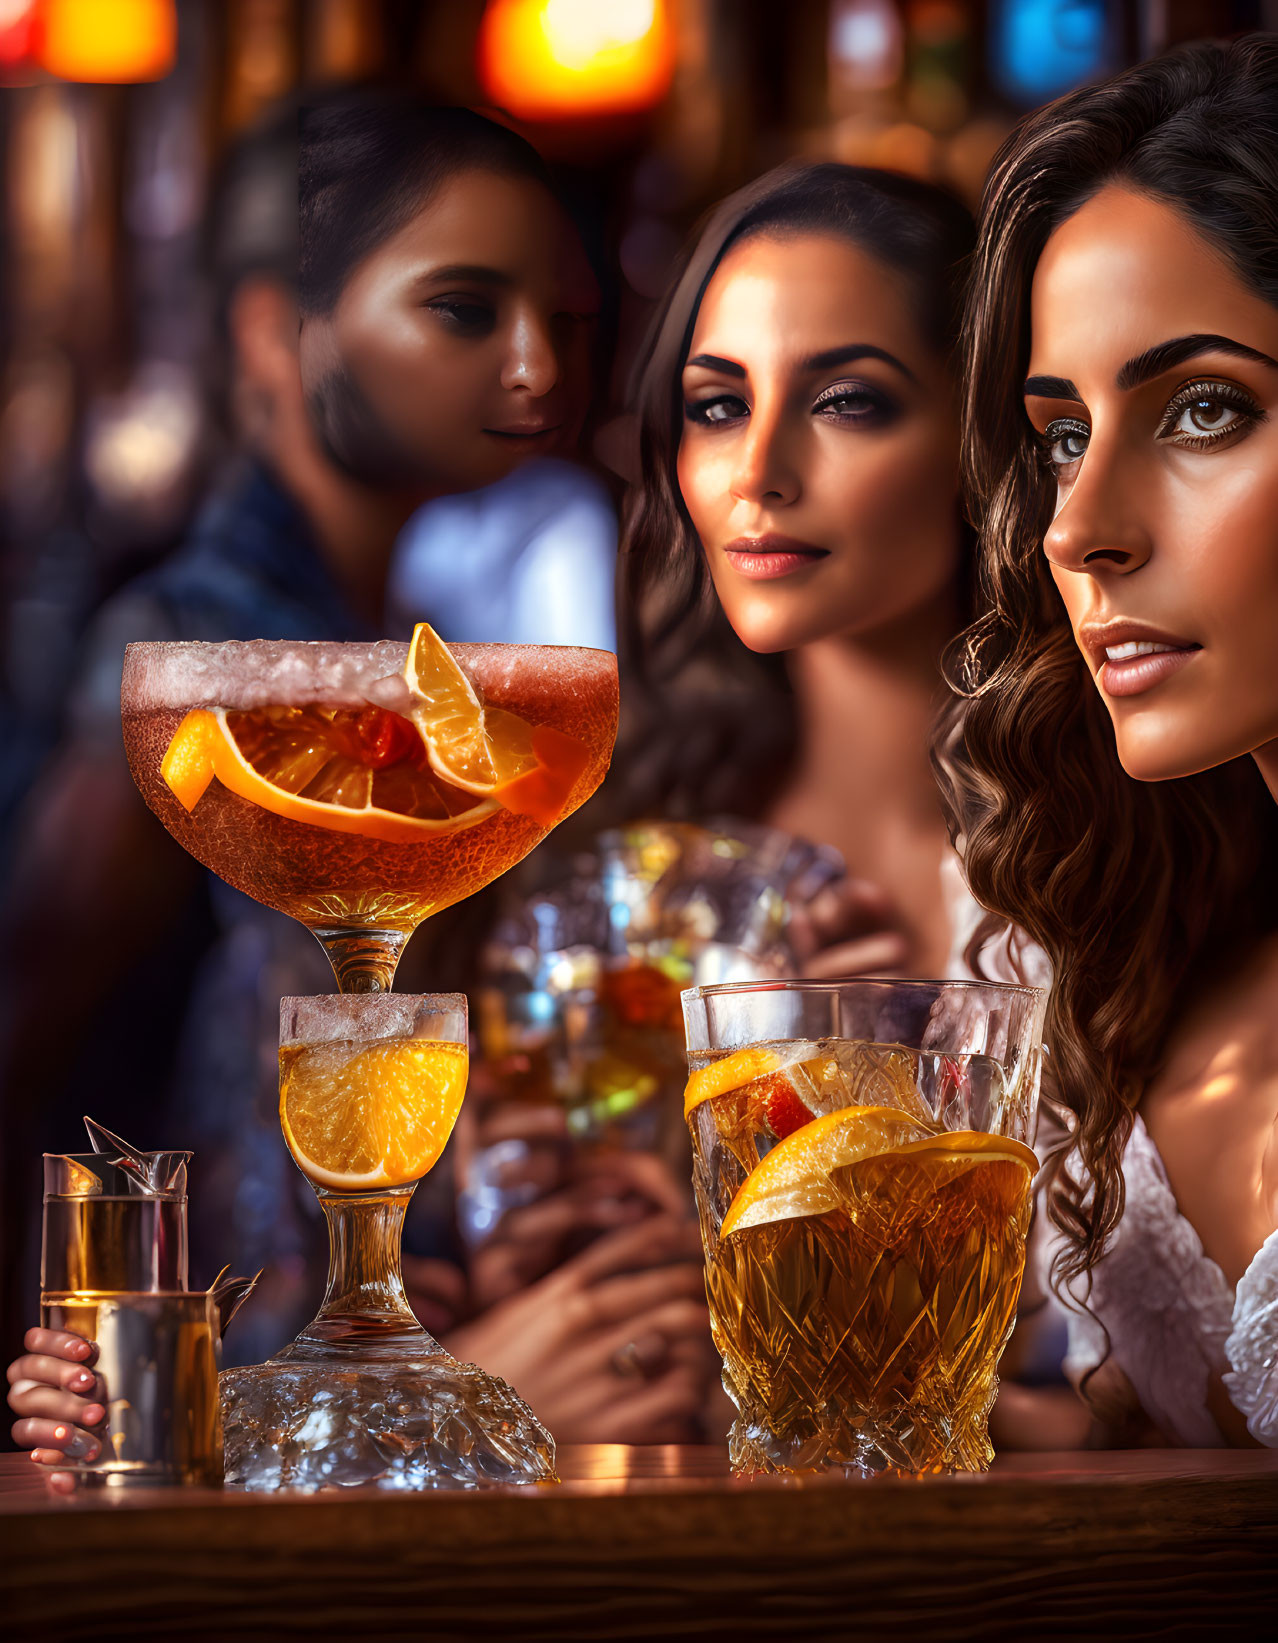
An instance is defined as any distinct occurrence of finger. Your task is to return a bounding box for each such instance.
[809,878,897,937]
[44,1468,81,1497]
[561,1216,702,1287]
[476,1104,571,1147]
[487,1183,650,1252]
[7,1385,106,1427]
[401,1256,467,1335]
[573,1265,707,1331]
[400,1257,467,1310]
[606,1367,708,1443]
[19,1329,96,1366]
[12,1418,101,1461]
[801,931,911,979]
[608,1328,672,1379]
[8,1354,106,1398]
[788,880,899,963]
[569,1151,693,1220]
[604,1296,711,1352]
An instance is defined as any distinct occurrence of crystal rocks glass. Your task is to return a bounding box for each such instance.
[683,978,1047,1478]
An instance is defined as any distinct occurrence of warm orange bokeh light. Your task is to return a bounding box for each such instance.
[479,0,673,120]
[39,0,175,83]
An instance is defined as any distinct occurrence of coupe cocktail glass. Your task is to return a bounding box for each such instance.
[119,634,618,1488]
[122,638,618,992]
[683,978,1047,1478]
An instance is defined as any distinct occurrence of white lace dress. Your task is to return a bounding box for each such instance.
[1043,1113,1278,1446]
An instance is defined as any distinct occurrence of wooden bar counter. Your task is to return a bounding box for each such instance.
[2,1446,1276,1641]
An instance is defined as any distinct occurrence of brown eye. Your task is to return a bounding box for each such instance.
[1186,399,1234,432]
[685,394,749,426]
[1160,380,1262,447]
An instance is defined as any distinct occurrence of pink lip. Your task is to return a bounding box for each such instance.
[723,535,829,581]
[1078,618,1202,699]
[1100,649,1198,697]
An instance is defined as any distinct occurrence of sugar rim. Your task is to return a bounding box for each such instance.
[280,993,468,1046]
[121,638,615,712]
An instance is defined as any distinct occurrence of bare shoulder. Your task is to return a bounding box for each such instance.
[1140,932,1278,1289]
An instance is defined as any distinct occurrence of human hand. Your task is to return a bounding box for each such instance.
[458,1092,694,1311]
[401,1256,468,1337]
[788,877,910,978]
[8,1328,107,1494]
[447,1213,718,1445]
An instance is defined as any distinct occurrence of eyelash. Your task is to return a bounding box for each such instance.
[427,298,495,336]
[1037,379,1265,471]
[1157,379,1264,446]
[813,382,898,424]
[683,381,898,428]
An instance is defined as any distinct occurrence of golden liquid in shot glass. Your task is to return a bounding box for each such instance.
[39,1292,223,1487]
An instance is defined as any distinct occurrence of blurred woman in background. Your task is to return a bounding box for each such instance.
[6,93,720,1465]
[618,160,991,981]
[463,161,1076,1450]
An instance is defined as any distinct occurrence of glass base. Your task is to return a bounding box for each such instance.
[724,1377,996,1480]
[220,1343,557,1492]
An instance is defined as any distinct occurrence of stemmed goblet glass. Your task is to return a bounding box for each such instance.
[120,635,618,1487]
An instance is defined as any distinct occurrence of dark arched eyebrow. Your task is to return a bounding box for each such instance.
[1025,336,1278,404]
[1023,375,1081,401]
[685,353,745,378]
[686,344,916,382]
[1116,332,1278,390]
[412,264,514,291]
[804,344,916,381]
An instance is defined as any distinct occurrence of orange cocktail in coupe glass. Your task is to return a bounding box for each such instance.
[120,627,617,1489]
[123,630,618,991]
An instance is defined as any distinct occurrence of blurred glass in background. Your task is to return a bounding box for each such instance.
[463,821,844,1246]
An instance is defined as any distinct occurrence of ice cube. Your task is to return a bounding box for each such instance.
[810,1039,935,1127]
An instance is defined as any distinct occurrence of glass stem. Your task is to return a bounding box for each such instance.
[293,1185,438,1357]
[311,927,408,993]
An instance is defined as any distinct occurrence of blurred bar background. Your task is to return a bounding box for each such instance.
[1,0,1267,831]
[0,0,1266,1397]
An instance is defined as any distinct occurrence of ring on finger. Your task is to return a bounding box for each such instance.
[610,1332,668,1380]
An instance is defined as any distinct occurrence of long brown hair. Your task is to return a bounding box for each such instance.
[935,38,1278,1293]
[616,161,975,822]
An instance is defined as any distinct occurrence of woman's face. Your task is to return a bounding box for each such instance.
[676,232,961,654]
[1027,184,1278,783]
[299,168,598,494]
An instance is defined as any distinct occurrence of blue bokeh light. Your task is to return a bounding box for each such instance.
[990,0,1115,106]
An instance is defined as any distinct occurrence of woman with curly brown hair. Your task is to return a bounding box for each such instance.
[939,37,1278,1446]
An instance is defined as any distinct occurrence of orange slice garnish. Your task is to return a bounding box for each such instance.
[683,1045,787,1119]
[405,625,591,825]
[718,1107,1037,1239]
[685,1039,938,1138]
[160,705,497,844]
[279,1037,468,1192]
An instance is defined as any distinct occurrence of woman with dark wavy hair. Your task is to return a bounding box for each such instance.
[939,37,1278,1446]
[620,161,983,980]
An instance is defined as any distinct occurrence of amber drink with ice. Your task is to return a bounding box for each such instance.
[122,634,618,990]
[684,980,1046,1477]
